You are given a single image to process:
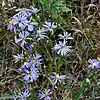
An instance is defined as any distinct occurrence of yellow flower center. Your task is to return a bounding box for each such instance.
[32,60,36,64]
[29,72,33,76]
[92,63,96,67]
[37,29,41,34]
[45,93,49,97]
[55,44,58,47]
[24,62,27,65]
[9,20,13,24]
[56,74,60,79]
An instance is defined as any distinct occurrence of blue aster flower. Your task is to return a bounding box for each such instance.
[15,31,31,46]
[39,89,53,100]
[27,24,34,32]
[26,45,33,51]
[15,6,39,17]
[19,54,42,72]
[27,22,38,32]
[43,21,57,32]
[23,64,39,83]
[53,41,72,56]
[6,23,16,32]
[58,32,73,41]
[49,72,66,85]
[88,59,100,69]
[13,53,24,63]
[12,15,28,30]
[14,87,30,100]
[30,6,39,14]
[19,61,32,72]
[6,20,16,32]
[16,8,33,17]
[30,54,42,66]
[36,27,48,40]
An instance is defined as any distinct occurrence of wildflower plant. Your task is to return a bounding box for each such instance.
[1,0,100,100]
[14,87,30,100]
[4,4,74,99]
[1,0,92,99]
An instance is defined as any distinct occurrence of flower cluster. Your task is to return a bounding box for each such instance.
[7,5,73,100]
[4,1,100,100]
[19,54,42,83]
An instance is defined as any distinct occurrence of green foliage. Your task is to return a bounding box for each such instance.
[40,0,71,15]
[52,0,72,13]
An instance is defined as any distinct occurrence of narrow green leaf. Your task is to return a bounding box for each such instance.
[5,40,10,48]
[75,79,86,100]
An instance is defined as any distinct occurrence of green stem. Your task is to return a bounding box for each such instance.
[43,42,52,73]
[83,32,95,50]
